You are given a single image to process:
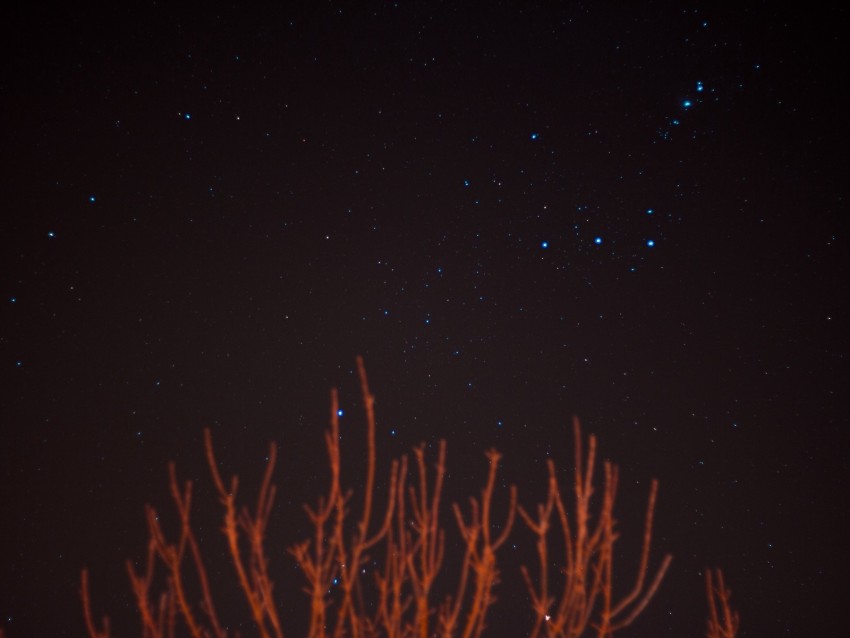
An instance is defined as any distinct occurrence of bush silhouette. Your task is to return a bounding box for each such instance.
[81,357,736,637]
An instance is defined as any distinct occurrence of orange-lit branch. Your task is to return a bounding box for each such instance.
[406,441,447,638]
[206,430,284,638]
[80,360,735,638]
[80,569,111,638]
[333,358,399,638]
[374,453,411,637]
[519,417,672,638]
[706,569,739,638]
[445,449,517,638]
[288,387,342,638]
[124,518,170,638]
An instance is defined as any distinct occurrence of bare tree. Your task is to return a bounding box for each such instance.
[518,417,672,638]
[81,358,733,637]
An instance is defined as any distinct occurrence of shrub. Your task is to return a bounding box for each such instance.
[81,357,735,638]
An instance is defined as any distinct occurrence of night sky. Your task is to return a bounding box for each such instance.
[2,3,847,636]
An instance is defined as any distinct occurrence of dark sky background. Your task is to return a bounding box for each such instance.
[2,2,847,636]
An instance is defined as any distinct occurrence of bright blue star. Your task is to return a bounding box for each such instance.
[463,179,470,187]
[183,113,191,120]
[47,231,56,238]
[530,132,539,140]
[594,237,602,245]
[696,81,704,92]
[16,361,22,367]
[337,409,344,417]
[10,297,16,303]
[646,208,654,214]
[682,99,692,109]
[541,241,549,249]
[88,195,96,203]
[647,239,655,247]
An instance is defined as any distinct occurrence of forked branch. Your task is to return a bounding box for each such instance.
[519,417,672,638]
[80,361,736,638]
[706,568,739,638]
